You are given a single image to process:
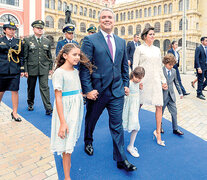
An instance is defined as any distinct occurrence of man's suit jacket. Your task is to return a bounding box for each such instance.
[168,48,180,68]
[194,45,207,70]
[56,39,78,56]
[127,41,140,67]
[80,31,129,98]
[24,35,53,76]
[0,36,24,75]
[163,67,182,102]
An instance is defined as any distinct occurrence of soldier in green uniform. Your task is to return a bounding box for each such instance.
[0,22,24,122]
[80,26,97,47]
[24,20,53,115]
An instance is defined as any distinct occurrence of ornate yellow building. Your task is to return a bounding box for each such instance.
[44,0,207,70]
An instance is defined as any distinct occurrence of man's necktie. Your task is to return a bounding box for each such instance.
[107,34,113,60]
[205,47,207,63]
[168,70,171,79]
[135,42,138,47]
[37,38,41,45]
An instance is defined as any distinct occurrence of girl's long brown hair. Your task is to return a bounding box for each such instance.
[55,43,94,74]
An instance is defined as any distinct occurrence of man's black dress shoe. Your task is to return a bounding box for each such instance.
[117,160,137,172]
[173,129,184,135]
[197,95,206,100]
[28,105,34,111]
[84,144,93,156]
[183,92,190,96]
[11,112,22,122]
[46,109,53,115]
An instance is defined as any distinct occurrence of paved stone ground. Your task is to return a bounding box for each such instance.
[0,71,206,180]
[0,104,58,180]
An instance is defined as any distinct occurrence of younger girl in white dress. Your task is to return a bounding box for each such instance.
[51,43,93,180]
[123,66,145,158]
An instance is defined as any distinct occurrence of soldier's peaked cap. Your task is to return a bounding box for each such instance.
[31,20,45,29]
[3,22,17,30]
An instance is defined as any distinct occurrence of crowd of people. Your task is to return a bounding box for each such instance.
[1,7,207,180]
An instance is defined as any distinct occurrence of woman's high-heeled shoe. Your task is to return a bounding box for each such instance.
[153,130,165,146]
[11,112,22,122]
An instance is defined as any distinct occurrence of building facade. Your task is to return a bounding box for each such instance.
[0,0,44,37]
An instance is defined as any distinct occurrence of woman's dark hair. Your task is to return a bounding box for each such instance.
[141,26,154,40]
[55,43,94,74]
[170,40,177,49]
[129,66,145,80]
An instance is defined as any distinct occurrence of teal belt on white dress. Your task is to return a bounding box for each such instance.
[62,90,82,96]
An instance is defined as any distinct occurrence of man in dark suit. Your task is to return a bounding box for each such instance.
[24,20,53,114]
[56,24,78,56]
[194,37,207,100]
[127,34,140,69]
[168,41,190,96]
[80,8,137,172]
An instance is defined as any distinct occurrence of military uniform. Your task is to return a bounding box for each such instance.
[56,24,78,56]
[0,22,24,92]
[24,20,53,113]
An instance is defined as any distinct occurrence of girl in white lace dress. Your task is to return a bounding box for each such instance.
[133,26,168,146]
[123,67,145,158]
[51,44,93,180]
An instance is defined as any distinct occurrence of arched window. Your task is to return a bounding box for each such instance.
[74,5,77,14]
[120,13,122,21]
[154,22,160,33]
[136,24,141,34]
[69,4,73,13]
[139,9,142,18]
[128,11,130,20]
[164,21,171,32]
[179,0,183,11]
[93,10,96,19]
[0,14,19,24]
[128,25,133,35]
[114,27,118,35]
[178,38,182,46]
[116,14,119,21]
[153,40,160,48]
[169,3,172,14]
[58,18,64,29]
[131,11,134,20]
[51,0,55,9]
[158,5,161,15]
[123,12,126,21]
[148,7,151,17]
[45,16,54,28]
[84,8,87,16]
[144,8,147,17]
[154,6,157,16]
[45,0,49,8]
[145,23,151,29]
[89,9,92,18]
[164,4,167,14]
[121,27,125,36]
[58,0,62,11]
[136,10,138,19]
[63,2,67,12]
[163,39,171,53]
[80,22,86,33]
[80,6,83,15]
[179,19,188,30]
